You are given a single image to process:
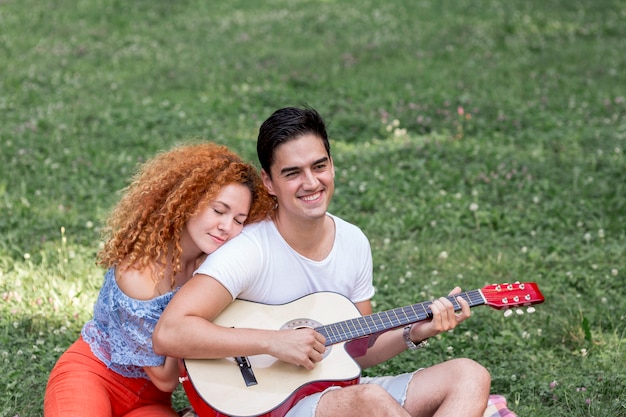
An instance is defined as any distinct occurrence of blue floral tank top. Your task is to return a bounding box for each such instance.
[81,267,178,379]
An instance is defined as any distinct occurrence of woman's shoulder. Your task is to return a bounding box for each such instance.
[108,265,174,306]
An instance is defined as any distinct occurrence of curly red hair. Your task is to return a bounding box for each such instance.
[97,142,274,285]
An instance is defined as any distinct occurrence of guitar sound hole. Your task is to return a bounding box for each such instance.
[281,318,331,359]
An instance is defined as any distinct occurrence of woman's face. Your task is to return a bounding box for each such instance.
[185,183,252,255]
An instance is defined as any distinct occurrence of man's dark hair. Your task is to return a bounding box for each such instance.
[257,106,331,176]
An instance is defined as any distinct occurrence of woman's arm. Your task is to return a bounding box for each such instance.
[143,356,181,393]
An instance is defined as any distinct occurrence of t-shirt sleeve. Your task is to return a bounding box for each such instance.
[350,230,376,303]
[333,215,375,303]
[194,232,264,300]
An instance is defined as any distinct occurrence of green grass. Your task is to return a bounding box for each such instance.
[1,0,625,416]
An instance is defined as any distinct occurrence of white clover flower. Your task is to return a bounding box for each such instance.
[532,196,540,204]
[469,203,479,212]
[521,246,528,253]
[23,253,31,260]
[393,128,407,137]
[611,269,618,276]
[383,238,390,245]
[598,229,605,238]
[584,233,591,242]
[438,251,448,260]
[86,221,94,228]
[399,277,406,284]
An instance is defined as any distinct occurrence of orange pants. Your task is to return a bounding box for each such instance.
[44,337,177,417]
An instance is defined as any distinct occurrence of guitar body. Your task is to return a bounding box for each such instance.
[182,292,363,417]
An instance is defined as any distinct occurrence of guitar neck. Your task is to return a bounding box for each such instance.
[316,289,485,346]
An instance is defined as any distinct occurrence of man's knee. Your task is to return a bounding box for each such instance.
[318,383,397,415]
[339,383,394,406]
[450,358,491,390]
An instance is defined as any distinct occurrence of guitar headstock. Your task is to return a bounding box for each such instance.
[481,282,545,310]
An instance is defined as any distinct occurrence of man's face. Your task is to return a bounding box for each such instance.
[262,133,334,223]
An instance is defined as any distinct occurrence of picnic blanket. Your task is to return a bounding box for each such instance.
[483,394,518,417]
[178,394,518,416]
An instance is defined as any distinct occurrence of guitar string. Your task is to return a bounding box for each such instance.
[321,287,537,345]
[322,290,485,344]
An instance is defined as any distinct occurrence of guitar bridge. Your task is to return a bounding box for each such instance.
[234,356,258,387]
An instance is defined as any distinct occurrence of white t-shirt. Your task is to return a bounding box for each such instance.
[195,213,375,305]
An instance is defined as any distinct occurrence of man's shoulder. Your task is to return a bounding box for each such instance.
[328,212,364,232]
[241,218,274,236]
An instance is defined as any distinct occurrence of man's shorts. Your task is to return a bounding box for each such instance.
[285,371,417,417]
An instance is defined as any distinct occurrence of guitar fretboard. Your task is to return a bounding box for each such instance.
[315,289,486,346]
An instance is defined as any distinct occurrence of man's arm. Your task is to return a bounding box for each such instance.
[352,287,472,369]
[152,274,327,369]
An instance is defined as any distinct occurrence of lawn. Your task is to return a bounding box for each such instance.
[1,0,624,416]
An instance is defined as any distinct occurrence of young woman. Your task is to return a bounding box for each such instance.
[44,142,274,417]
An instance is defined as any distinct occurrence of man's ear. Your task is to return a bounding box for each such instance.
[261,169,276,195]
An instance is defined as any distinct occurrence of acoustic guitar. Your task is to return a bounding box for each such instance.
[180,282,544,417]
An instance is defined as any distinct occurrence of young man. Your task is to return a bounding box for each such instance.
[153,107,491,417]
